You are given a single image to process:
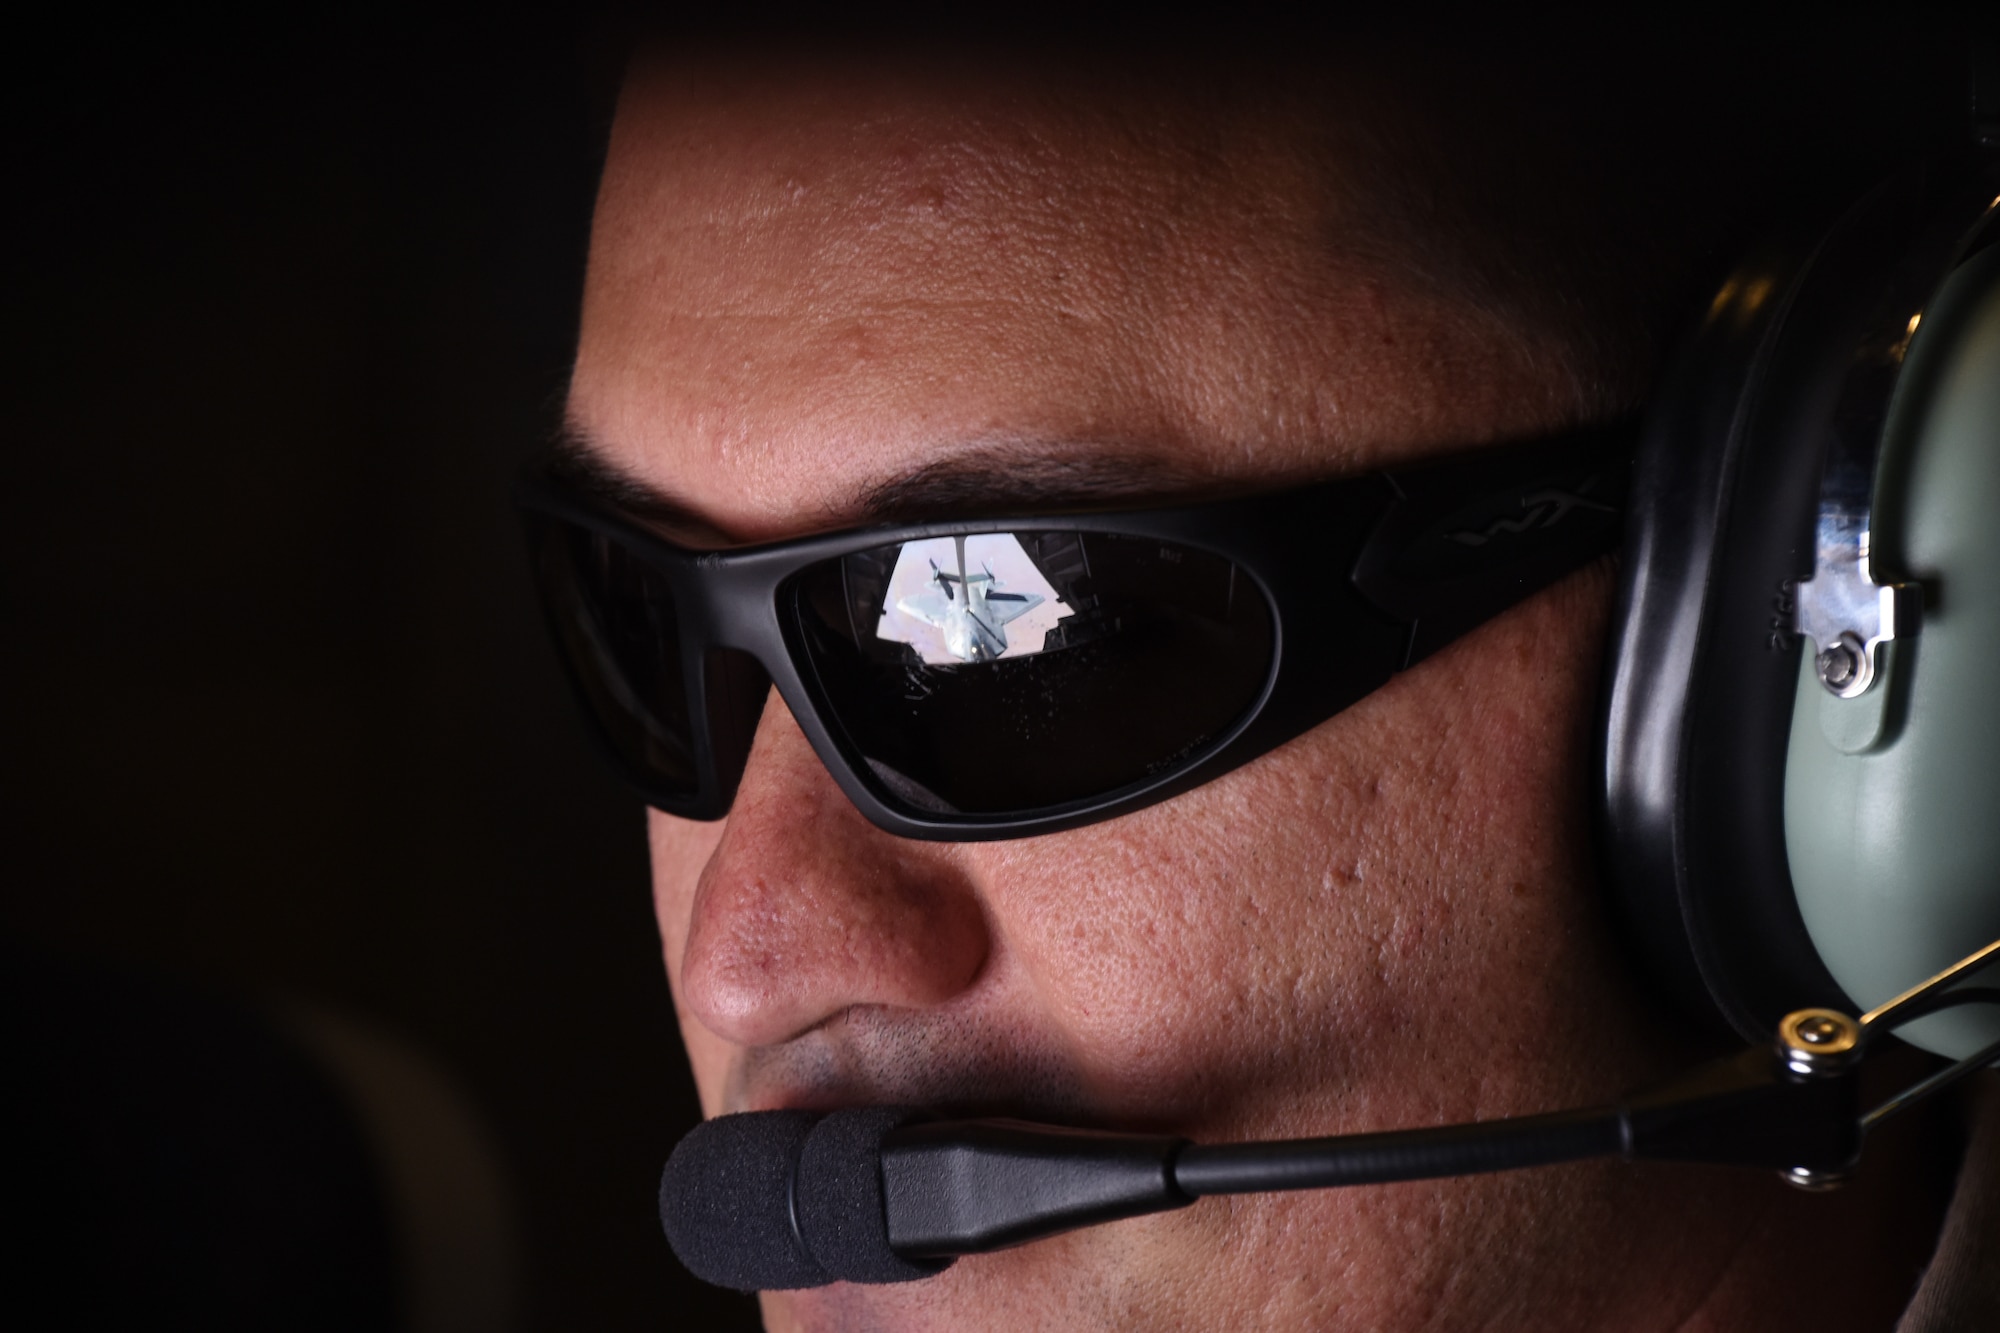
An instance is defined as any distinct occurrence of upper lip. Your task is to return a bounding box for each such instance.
[718,1002,1221,1137]
[730,1059,1193,1142]
[724,1024,1105,1129]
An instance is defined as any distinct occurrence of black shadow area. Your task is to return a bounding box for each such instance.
[3,16,757,1332]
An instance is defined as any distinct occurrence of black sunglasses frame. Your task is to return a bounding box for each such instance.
[516,423,1631,841]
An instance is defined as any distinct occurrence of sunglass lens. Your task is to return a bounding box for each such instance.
[531,520,699,798]
[791,531,1274,818]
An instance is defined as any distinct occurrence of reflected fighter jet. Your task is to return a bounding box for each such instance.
[895,534,1045,663]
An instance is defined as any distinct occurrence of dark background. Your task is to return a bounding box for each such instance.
[6,14,758,1330]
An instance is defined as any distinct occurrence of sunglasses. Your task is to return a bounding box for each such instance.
[516,424,1629,840]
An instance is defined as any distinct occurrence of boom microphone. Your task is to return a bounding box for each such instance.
[661,940,2000,1292]
[661,1050,1850,1292]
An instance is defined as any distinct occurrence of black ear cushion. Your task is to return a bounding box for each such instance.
[1598,176,1951,1040]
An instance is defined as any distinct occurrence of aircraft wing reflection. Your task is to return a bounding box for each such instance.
[878,533,1068,665]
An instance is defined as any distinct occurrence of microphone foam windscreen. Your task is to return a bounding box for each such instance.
[795,1107,951,1284]
[659,1109,830,1292]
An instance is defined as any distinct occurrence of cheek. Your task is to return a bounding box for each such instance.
[971,569,1610,1133]
[975,731,1410,1127]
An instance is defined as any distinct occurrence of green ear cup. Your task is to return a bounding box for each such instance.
[1785,241,2000,1060]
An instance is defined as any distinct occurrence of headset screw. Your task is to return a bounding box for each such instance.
[1775,1008,1863,1078]
[1816,634,1869,696]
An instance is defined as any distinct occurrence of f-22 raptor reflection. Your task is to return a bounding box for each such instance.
[894,534,1045,663]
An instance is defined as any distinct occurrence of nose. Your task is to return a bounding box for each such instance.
[675,692,992,1049]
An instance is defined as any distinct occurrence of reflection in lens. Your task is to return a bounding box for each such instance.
[534,522,697,796]
[877,532,1072,664]
[792,531,1273,817]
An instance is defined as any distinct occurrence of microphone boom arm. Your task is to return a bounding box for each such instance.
[882,934,2000,1259]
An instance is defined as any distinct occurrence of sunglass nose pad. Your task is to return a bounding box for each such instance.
[701,648,772,805]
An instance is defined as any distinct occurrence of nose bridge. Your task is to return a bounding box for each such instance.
[675,692,991,1050]
[693,545,800,655]
[684,545,840,813]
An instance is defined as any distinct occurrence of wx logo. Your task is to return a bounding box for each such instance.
[1445,475,1614,547]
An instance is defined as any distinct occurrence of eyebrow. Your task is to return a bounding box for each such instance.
[550,420,735,545]
[857,444,1220,522]
[551,417,1225,545]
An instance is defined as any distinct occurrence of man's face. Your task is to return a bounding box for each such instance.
[569,51,1739,1332]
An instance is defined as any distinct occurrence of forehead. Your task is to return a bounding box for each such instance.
[568,49,1576,544]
